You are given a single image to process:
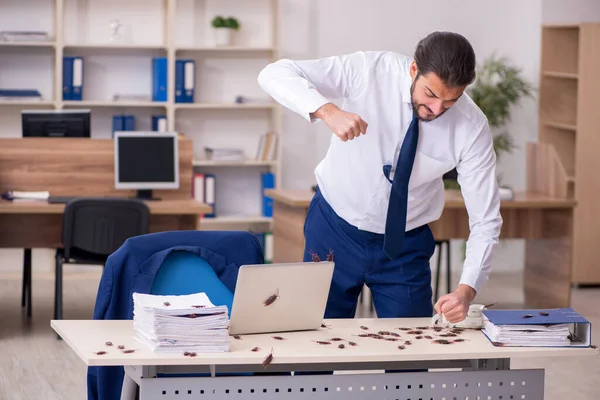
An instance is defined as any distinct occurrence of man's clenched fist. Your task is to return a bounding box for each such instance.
[312,103,368,142]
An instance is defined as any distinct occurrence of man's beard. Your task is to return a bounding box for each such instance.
[409,77,447,122]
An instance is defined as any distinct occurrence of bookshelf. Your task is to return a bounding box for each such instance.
[528,22,600,285]
[0,0,281,233]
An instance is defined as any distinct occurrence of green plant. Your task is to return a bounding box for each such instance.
[443,54,535,190]
[211,16,240,30]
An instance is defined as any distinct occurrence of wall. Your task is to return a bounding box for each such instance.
[542,0,600,23]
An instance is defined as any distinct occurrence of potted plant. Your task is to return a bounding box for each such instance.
[211,16,240,46]
[443,54,535,190]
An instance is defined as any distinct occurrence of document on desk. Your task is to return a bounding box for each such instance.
[133,292,230,353]
[482,307,591,347]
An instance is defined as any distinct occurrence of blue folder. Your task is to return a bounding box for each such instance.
[482,307,592,347]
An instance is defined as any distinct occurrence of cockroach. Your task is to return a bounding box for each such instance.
[338,343,345,349]
[263,289,280,306]
[398,327,411,331]
[163,302,171,306]
[320,323,331,329]
[378,330,392,335]
[398,345,405,350]
[388,332,401,337]
[407,330,423,335]
[415,335,423,339]
[329,337,345,341]
[262,347,274,369]
[122,349,136,354]
[416,326,429,330]
[491,342,505,347]
[439,333,457,338]
[233,335,242,340]
[327,249,334,262]
[189,314,198,318]
[404,341,412,345]
[355,333,370,338]
[432,339,453,345]
[522,314,534,319]
[183,351,190,356]
[360,325,369,330]
[385,337,399,342]
[591,345,598,349]
[539,311,550,316]
[191,305,206,308]
[251,347,261,352]
[94,351,107,355]
[309,249,321,262]
[347,341,357,346]
[313,340,331,345]
[105,341,113,346]
[433,327,443,332]
[424,335,433,339]
[189,352,197,357]
[117,345,125,350]
[272,336,286,340]
[451,328,464,334]
[453,339,468,343]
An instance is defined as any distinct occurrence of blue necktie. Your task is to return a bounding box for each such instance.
[383,110,419,260]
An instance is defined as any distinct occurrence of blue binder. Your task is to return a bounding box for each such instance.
[152,115,167,131]
[152,57,167,102]
[123,115,135,131]
[112,115,124,136]
[175,59,195,103]
[261,172,275,217]
[63,56,83,100]
[482,308,592,347]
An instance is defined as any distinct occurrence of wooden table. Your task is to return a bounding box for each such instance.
[264,189,576,309]
[0,199,211,248]
[51,318,598,400]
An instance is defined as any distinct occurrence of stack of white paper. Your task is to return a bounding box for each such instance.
[133,292,230,353]
[482,320,572,347]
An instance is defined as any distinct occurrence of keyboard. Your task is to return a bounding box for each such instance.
[47,196,79,204]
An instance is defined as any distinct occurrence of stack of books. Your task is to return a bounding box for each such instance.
[482,308,591,348]
[204,146,245,162]
[133,292,231,353]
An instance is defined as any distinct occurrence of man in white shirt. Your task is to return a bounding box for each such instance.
[258,31,502,324]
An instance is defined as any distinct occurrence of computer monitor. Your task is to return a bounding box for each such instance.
[21,109,91,137]
[113,131,179,200]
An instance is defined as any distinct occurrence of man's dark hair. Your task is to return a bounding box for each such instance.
[414,31,476,88]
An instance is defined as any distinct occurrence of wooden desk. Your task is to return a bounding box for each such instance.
[0,137,211,248]
[0,199,211,248]
[265,189,576,309]
[51,318,597,400]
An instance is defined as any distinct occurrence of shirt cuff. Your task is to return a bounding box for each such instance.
[301,90,331,123]
[458,268,488,294]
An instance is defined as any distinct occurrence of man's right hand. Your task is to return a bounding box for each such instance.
[312,103,368,142]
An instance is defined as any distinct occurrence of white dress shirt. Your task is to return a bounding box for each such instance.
[257,50,502,293]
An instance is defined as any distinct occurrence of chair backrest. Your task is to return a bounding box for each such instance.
[151,251,234,317]
[62,198,150,259]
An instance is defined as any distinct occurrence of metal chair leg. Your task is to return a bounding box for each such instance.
[21,248,32,317]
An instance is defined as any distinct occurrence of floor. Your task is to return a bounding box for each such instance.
[0,267,598,400]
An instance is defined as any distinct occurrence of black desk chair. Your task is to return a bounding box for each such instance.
[54,198,150,323]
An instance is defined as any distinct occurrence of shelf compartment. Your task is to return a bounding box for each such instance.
[539,76,578,128]
[541,25,579,75]
[539,125,576,178]
[62,100,166,108]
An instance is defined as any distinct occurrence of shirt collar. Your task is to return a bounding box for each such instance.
[401,72,414,104]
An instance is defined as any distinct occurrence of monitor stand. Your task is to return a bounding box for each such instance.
[132,189,161,201]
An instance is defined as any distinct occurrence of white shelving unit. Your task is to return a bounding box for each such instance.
[0,0,281,232]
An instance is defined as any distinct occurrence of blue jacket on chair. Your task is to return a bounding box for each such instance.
[86,230,264,400]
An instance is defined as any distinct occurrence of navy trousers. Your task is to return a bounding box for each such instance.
[304,188,435,319]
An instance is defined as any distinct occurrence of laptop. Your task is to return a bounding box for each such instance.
[228,261,334,335]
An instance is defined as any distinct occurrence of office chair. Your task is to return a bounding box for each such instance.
[433,239,451,300]
[54,198,150,322]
